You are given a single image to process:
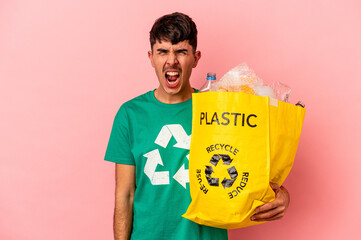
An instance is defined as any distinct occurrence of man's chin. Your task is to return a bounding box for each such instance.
[159,84,184,96]
[164,88,182,96]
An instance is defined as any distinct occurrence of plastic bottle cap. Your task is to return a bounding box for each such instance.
[207,72,216,80]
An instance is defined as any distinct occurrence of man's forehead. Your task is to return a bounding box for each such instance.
[154,40,192,49]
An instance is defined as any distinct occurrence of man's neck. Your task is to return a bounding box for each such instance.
[154,87,194,104]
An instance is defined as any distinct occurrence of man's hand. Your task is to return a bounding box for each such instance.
[251,183,290,222]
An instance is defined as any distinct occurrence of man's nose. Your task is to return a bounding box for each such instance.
[166,52,179,66]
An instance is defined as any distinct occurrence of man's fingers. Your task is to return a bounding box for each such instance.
[255,183,283,213]
[251,206,285,221]
[252,211,285,222]
[254,200,280,213]
[251,184,289,222]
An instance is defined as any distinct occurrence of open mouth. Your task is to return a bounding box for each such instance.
[165,71,180,87]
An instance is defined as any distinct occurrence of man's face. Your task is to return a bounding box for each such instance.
[148,40,201,101]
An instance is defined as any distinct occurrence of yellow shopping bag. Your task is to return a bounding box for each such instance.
[269,99,306,186]
[183,92,305,229]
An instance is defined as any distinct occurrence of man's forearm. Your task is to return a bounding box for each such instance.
[114,197,133,240]
[113,164,135,240]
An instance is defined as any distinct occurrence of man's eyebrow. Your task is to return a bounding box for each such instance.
[156,48,168,52]
[176,49,188,52]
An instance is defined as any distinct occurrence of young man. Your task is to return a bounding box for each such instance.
[105,12,290,240]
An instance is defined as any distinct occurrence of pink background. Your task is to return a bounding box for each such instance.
[1,0,360,239]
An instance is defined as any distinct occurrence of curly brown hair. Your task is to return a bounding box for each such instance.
[149,12,198,53]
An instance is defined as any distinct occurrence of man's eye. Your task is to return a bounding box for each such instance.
[177,51,187,55]
[157,50,168,55]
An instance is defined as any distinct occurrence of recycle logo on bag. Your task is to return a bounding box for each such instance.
[205,154,238,188]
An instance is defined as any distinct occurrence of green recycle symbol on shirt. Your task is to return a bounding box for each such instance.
[143,124,190,189]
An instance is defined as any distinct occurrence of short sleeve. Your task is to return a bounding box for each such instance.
[104,105,135,165]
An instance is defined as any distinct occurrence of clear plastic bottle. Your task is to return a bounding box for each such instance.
[199,73,216,92]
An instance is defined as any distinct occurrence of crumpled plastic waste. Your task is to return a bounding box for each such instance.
[211,63,291,103]
[271,81,291,103]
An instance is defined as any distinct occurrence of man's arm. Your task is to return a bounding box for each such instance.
[114,163,135,240]
[251,183,290,221]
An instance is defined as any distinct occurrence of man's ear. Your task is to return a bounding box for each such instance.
[148,50,155,67]
[192,51,201,68]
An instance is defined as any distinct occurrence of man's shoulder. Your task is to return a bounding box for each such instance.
[112,91,154,121]
[121,90,154,108]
